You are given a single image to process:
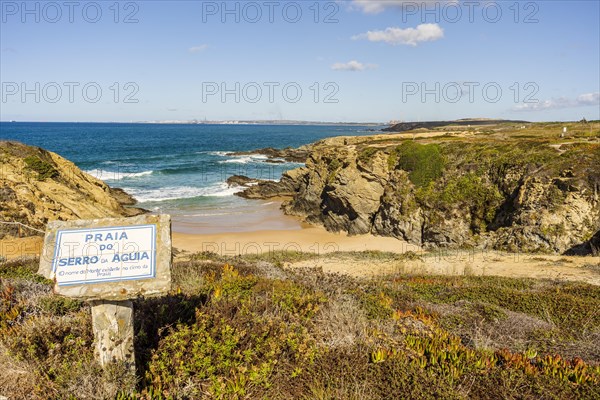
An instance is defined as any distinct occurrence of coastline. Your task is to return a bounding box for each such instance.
[2,186,597,286]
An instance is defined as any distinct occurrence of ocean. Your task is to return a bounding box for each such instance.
[0,122,380,233]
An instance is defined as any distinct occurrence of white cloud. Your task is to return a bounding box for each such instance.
[514,92,600,112]
[350,0,447,14]
[331,60,377,71]
[576,92,600,106]
[188,44,208,53]
[352,23,444,46]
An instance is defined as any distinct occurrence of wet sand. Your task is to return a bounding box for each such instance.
[170,199,305,235]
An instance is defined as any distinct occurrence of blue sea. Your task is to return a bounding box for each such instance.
[0,122,381,233]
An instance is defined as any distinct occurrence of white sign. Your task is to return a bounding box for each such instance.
[52,224,156,286]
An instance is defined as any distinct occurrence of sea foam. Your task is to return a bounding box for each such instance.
[85,169,153,181]
[124,183,243,203]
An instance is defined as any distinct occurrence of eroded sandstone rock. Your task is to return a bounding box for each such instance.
[0,141,146,239]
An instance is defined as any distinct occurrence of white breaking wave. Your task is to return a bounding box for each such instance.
[207,151,229,156]
[85,169,153,181]
[124,183,242,203]
[212,151,303,166]
[211,185,243,197]
[221,156,253,164]
[218,154,270,164]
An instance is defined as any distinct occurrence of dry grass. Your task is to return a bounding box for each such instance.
[313,294,368,349]
[0,343,37,400]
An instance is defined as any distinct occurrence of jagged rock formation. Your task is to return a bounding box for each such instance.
[241,124,600,254]
[226,175,259,187]
[235,169,304,200]
[0,141,146,239]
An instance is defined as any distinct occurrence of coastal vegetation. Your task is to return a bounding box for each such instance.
[23,156,59,181]
[1,253,599,399]
[390,141,445,188]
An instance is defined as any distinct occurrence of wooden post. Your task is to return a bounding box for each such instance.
[90,300,136,373]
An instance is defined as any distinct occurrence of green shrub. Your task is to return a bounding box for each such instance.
[358,147,379,164]
[39,295,83,316]
[388,275,600,337]
[387,151,399,170]
[0,260,52,284]
[442,173,504,226]
[414,173,504,231]
[326,158,342,184]
[3,254,600,398]
[23,156,58,181]
[358,290,394,320]
[395,142,445,188]
[327,158,341,172]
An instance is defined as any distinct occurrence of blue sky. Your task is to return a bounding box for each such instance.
[1,0,599,122]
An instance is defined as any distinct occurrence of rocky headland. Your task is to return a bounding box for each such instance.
[0,141,146,239]
[236,121,600,254]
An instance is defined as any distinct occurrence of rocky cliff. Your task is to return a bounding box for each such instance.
[0,141,146,239]
[240,123,600,254]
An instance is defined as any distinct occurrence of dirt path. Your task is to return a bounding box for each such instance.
[287,252,600,286]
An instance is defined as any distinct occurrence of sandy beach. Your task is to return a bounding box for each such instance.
[172,225,417,256]
[170,198,419,255]
[288,252,600,286]
[0,225,414,260]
